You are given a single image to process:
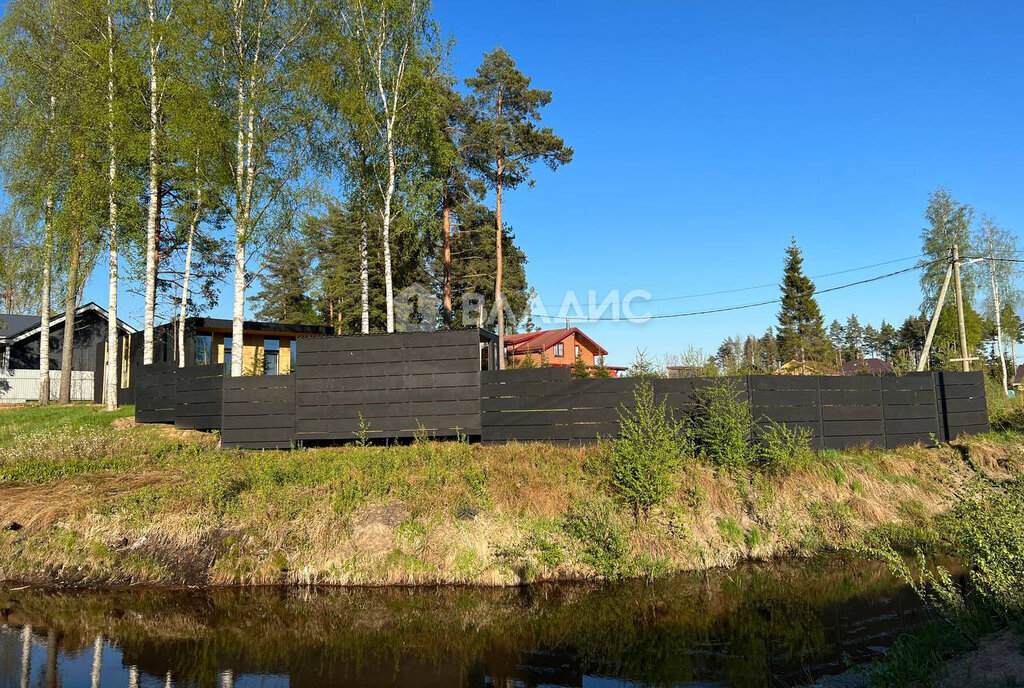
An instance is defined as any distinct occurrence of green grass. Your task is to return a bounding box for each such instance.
[0,404,1022,587]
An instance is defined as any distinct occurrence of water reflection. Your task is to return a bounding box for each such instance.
[0,555,953,688]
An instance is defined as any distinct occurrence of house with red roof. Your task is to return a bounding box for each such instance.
[504,327,626,376]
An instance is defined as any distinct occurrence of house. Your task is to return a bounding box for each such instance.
[842,358,894,376]
[504,327,625,376]
[1013,364,1024,388]
[125,317,335,377]
[779,359,841,376]
[0,302,136,402]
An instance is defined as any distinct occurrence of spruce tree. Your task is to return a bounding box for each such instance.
[776,239,830,363]
[253,237,317,324]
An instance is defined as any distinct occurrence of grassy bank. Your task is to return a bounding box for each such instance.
[1,403,1022,587]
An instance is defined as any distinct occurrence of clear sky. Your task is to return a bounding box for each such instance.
[83,0,1024,367]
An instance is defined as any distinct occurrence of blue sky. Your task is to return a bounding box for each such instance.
[83,0,1024,367]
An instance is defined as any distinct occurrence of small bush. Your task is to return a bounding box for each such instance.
[755,419,814,474]
[562,497,630,579]
[607,381,688,518]
[690,380,755,469]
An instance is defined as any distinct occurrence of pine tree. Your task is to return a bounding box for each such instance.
[464,48,572,366]
[254,237,317,324]
[843,315,863,360]
[776,239,830,363]
[571,355,589,380]
[758,328,779,372]
[878,321,898,360]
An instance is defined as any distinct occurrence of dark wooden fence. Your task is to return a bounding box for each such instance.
[294,330,482,444]
[221,375,295,449]
[481,369,987,449]
[175,364,224,431]
[127,330,988,450]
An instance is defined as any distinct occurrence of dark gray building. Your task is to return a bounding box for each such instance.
[0,302,136,372]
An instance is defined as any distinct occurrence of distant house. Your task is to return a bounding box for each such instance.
[842,358,894,376]
[1013,364,1024,387]
[504,327,626,376]
[0,302,136,403]
[125,317,335,377]
[779,359,841,376]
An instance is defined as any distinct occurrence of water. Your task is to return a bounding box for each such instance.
[0,555,956,688]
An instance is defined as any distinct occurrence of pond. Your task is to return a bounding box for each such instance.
[0,554,956,688]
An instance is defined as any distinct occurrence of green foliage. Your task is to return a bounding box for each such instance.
[571,355,590,380]
[625,348,663,379]
[690,380,755,469]
[561,497,630,580]
[920,187,976,312]
[755,419,814,474]
[607,381,687,518]
[253,236,319,324]
[776,238,832,363]
[947,478,1024,613]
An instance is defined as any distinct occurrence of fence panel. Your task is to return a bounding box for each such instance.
[748,375,823,450]
[818,376,885,450]
[934,371,989,441]
[881,373,939,447]
[175,364,224,430]
[294,331,482,442]
[134,364,177,423]
[481,368,572,443]
[221,375,295,449]
[0,370,94,403]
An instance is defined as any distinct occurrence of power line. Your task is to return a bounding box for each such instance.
[536,253,926,310]
[559,260,941,323]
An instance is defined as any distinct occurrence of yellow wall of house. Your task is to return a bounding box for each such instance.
[212,332,296,375]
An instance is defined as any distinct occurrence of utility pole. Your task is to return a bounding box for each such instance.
[952,244,971,372]
[917,249,954,372]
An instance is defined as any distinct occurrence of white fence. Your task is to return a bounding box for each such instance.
[0,370,94,404]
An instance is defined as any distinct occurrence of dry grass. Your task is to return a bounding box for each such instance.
[1,405,1022,587]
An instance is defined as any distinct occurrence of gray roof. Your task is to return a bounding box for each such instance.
[0,313,41,339]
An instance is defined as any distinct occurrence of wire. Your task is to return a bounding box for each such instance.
[535,253,926,310]
[556,260,942,323]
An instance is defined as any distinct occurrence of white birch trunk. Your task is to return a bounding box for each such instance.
[39,193,52,405]
[989,254,1008,395]
[360,218,370,334]
[106,8,119,410]
[90,635,103,688]
[19,625,31,688]
[178,184,201,368]
[143,0,161,366]
[382,128,395,333]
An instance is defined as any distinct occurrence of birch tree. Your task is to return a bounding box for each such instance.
[335,0,442,333]
[104,0,120,409]
[464,48,572,365]
[197,0,319,376]
[976,216,1022,395]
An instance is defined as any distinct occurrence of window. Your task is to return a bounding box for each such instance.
[223,337,232,371]
[264,338,280,376]
[553,343,564,358]
[289,340,297,373]
[195,334,213,366]
[575,344,581,359]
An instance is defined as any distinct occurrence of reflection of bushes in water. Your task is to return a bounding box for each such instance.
[0,556,934,686]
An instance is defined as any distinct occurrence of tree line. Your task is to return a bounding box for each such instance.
[0,0,572,409]
[667,188,1023,389]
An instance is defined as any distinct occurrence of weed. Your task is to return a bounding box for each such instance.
[562,497,630,579]
[690,380,755,469]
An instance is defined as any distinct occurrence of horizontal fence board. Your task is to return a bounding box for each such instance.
[885,418,939,435]
[481,381,573,399]
[938,396,988,414]
[481,410,570,426]
[820,377,882,391]
[482,424,573,442]
[748,376,819,391]
[819,389,881,406]
[882,374,935,391]
[821,405,884,422]
[886,432,936,448]
[482,368,569,384]
[823,420,885,436]
[883,389,939,405]
[882,404,938,420]
[481,394,572,412]
[295,415,479,435]
[752,406,822,423]
[822,435,885,450]
[571,408,623,424]
[749,390,819,406]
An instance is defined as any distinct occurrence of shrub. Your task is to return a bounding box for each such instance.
[755,419,814,474]
[690,380,755,469]
[561,497,630,579]
[607,381,688,518]
[947,477,1024,614]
